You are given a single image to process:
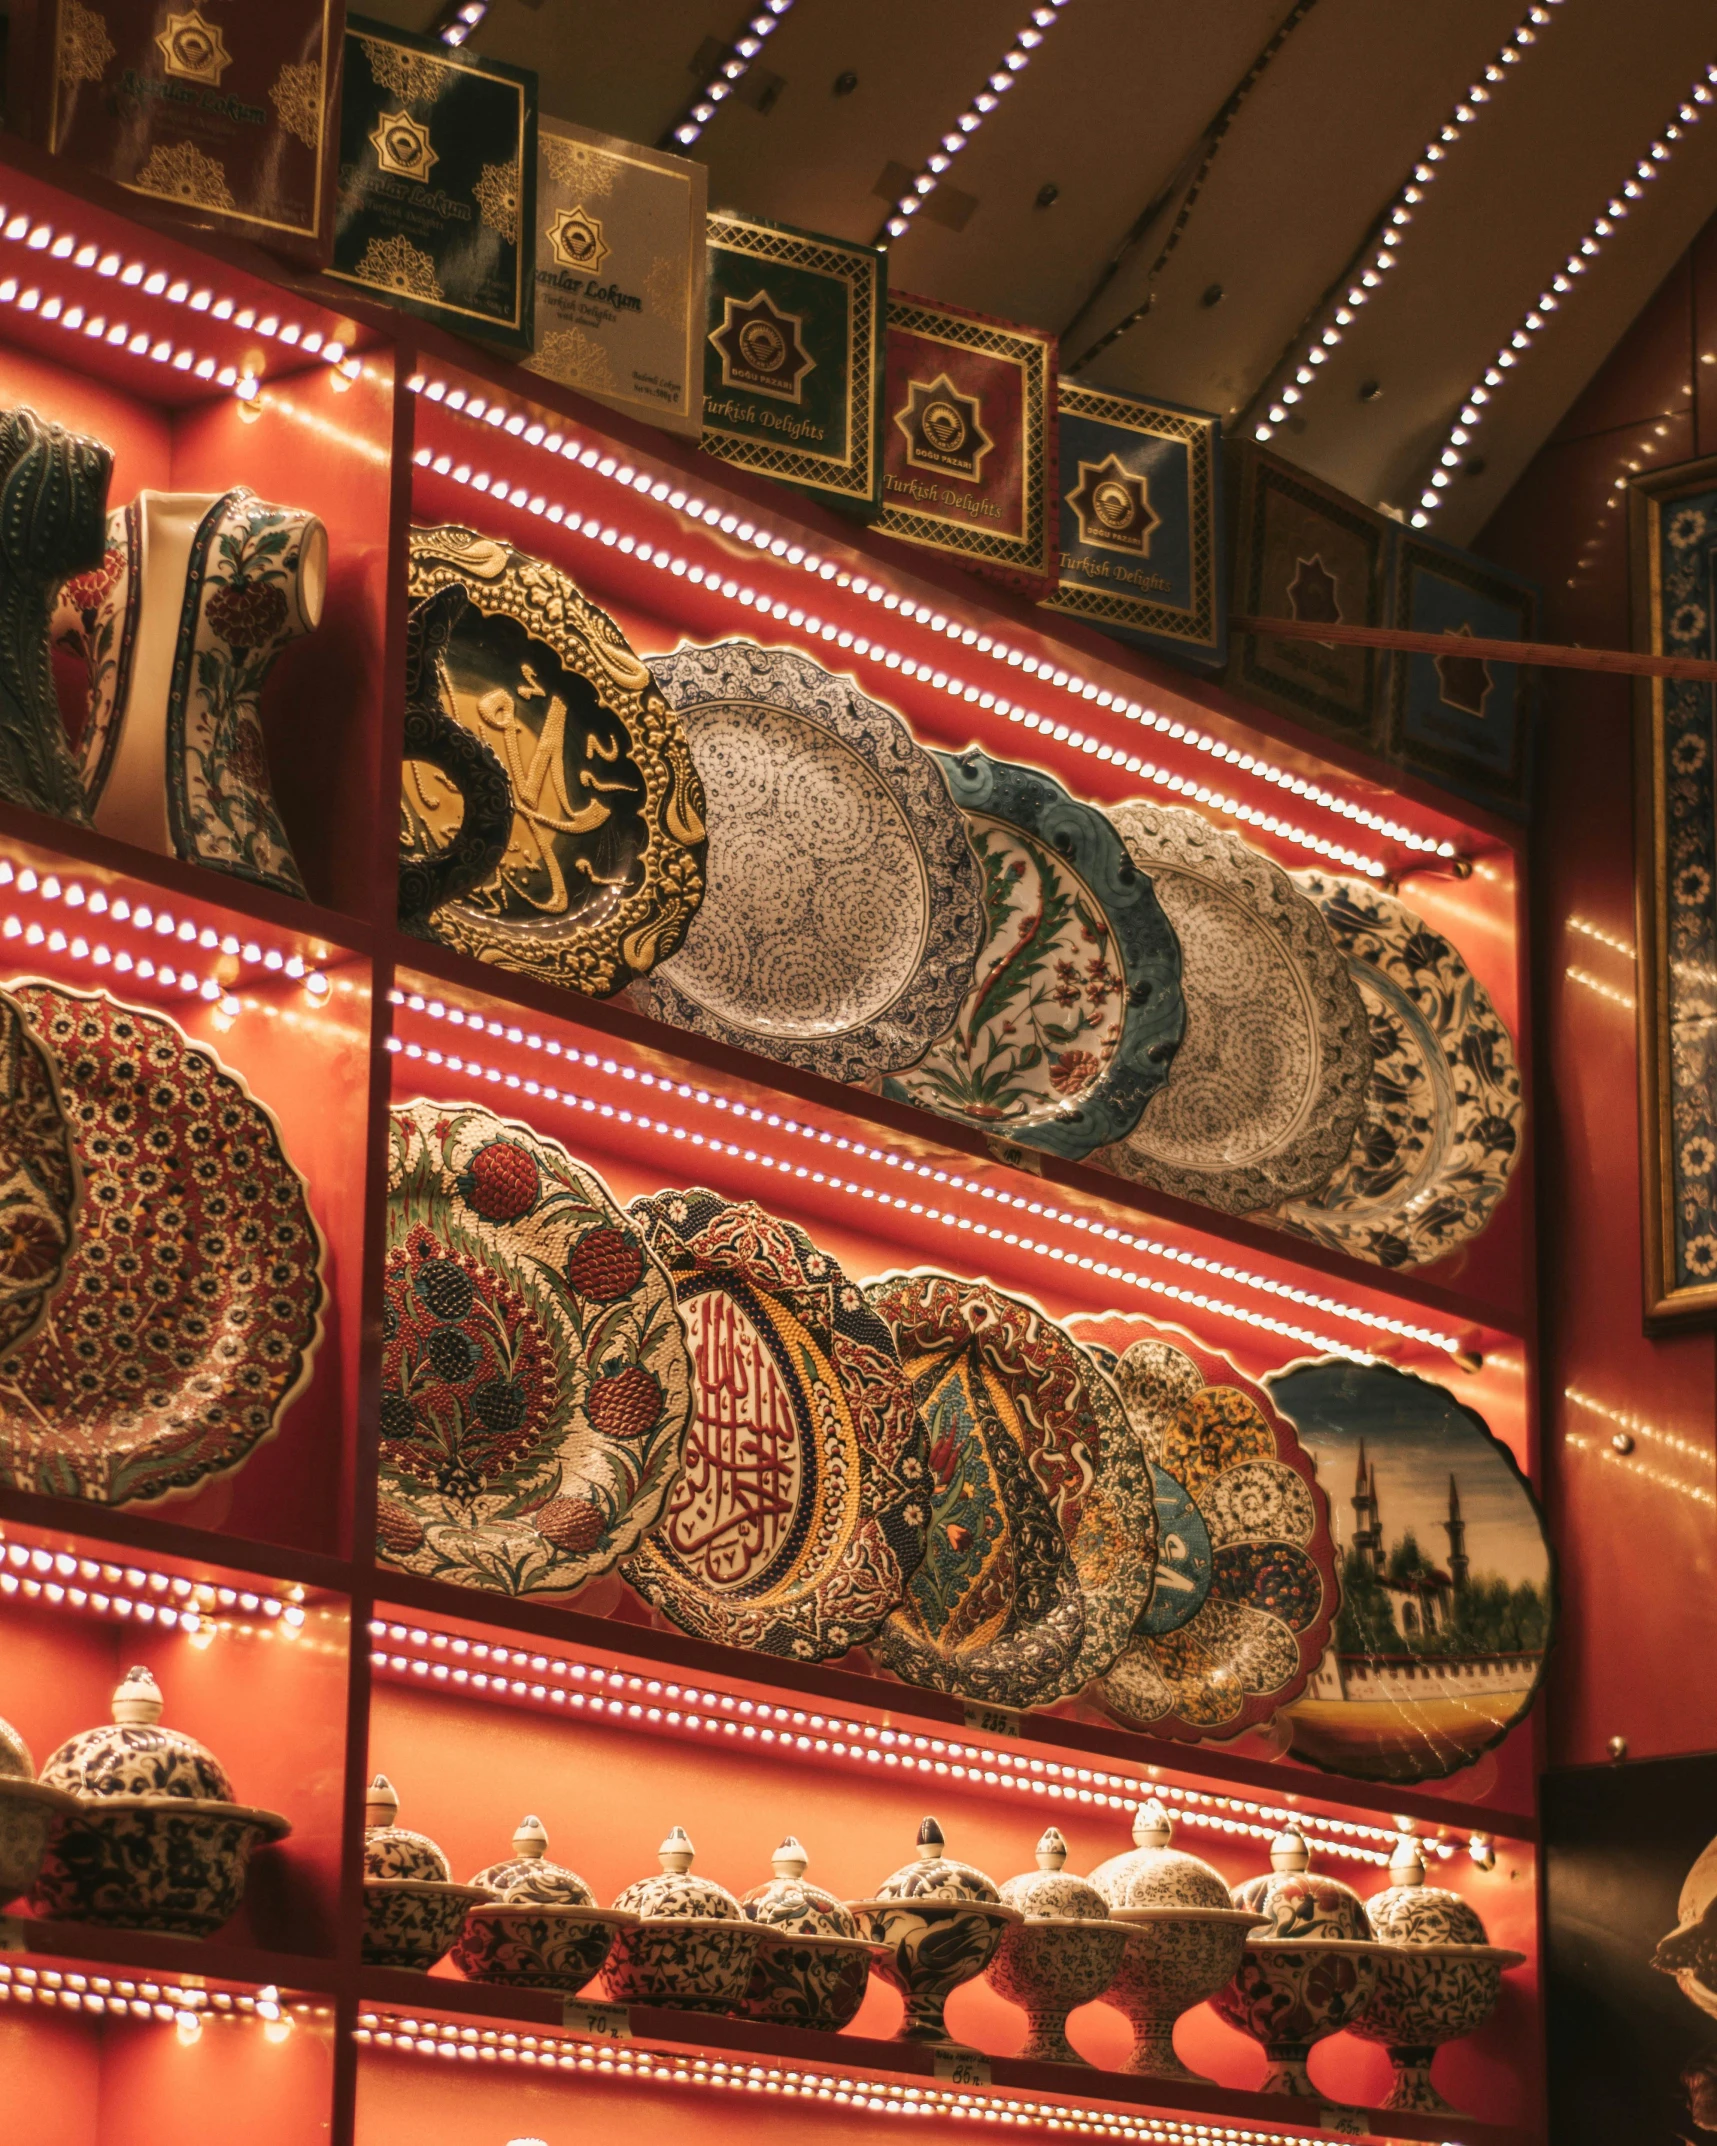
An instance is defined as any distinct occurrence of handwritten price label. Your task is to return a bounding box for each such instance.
[562,1999,631,2042]
[933,2049,992,2087]
[1318,2108,1368,2137]
[960,1701,1022,1739]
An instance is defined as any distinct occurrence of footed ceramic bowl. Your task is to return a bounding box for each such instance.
[27,1668,288,1938]
[602,1827,764,2014]
[361,1775,489,1970]
[0,1709,77,1908]
[452,1816,637,1994]
[739,1836,881,2032]
[986,1828,1128,2066]
[1352,1838,1524,2114]
[850,1818,1021,2049]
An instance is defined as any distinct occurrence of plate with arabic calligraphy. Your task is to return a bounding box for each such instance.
[1096,803,1371,1214]
[884,749,1184,1161]
[0,985,324,1507]
[1069,1314,1336,1744]
[620,1189,931,1659]
[403,525,708,999]
[1266,873,1523,1269]
[0,985,77,1355]
[378,1101,695,1597]
[864,1272,1156,1710]
[634,643,987,1083]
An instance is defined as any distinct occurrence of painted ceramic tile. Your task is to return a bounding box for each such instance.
[1389,533,1536,820]
[45,0,340,261]
[701,212,884,510]
[333,18,535,349]
[1072,1315,1336,1744]
[1225,445,1391,748]
[635,641,985,1084]
[0,986,77,1356]
[876,293,1058,594]
[378,1100,695,1598]
[1046,382,1225,669]
[1098,802,1371,1215]
[621,1188,930,1660]
[525,118,707,439]
[0,983,324,1506]
[1265,1358,1554,1784]
[1267,872,1523,1270]
[404,524,708,999]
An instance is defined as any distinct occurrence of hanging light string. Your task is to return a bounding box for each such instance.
[665,1,796,149]
[1411,59,1717,526]
[0,1964,308,2045]
[1248,1,1564,442]
[875,3,1076,244]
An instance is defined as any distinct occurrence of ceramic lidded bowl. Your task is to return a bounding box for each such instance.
[602,1827,765,2014]
[451,1816,639,1993]
[985,1828,1127,2065]
[738,1835,881,2032]
[1352,1836,1524,2115]
[849,1817,1021,2048]
[0,1709,77,1909]
[1089,1801,1263,2081]
[1210,1827,1382,2097]
[361,1775,490,1969]
[27,1667,289,1938]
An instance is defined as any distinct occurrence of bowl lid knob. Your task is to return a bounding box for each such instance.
[512,1816,548,1859]
[1035,1827,1068,1872]
[111,1665,163,1727]
[658,1825,694,1874]
[1132,1799,1172,1850]
[771,1835,809,1880]
[1388,1833,1427,1888]
[916,1816,945,1862]
[365,1774,400,1830]
[1269,1826,1310,1874]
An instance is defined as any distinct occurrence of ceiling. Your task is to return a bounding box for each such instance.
[361,0,1717,545]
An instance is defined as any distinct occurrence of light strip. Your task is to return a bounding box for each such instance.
[435,0,489,44]
[1565,1386,1715,1471]
[1412,62,1717,525]
[667,1,796,148]
[876,3,1074,243]
[386,987,1459,1356]
[1567,914,1634,960]
[0,1532,307,1631]
[0,1962,309,2033]
[404,376,1460,865]
[1251,1,1563,441]
[1563,964,1634,1011]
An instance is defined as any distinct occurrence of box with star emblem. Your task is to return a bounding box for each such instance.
[1388,528,1537,819]
[1044,381,1224,668]
[1224,442,1393,751]
[331,16,535,351]
[875,292,1058,594]
[35,0,343,263]
[521,117,706,438]
[701,210,884,509]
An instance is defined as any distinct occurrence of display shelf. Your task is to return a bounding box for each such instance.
[1,1920,340,1994]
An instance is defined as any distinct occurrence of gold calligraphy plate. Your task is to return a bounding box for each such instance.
[404,525,708,999]
[621,1189,930,1660]
[378,1100,696,1597]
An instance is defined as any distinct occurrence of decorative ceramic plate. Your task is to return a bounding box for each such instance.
[379,1101,695,1596]
[884,749,1185,1160]
[634,643,986,1083]
[1267,873,1523,1269]
[1264,1357,1555,1784]
[1096,803,1371,1214]
[1070,1314,1336,1744]
[620,1190,931,1659]
[0,985,324,1506]
[864,1271,1156,1709]
[404,525,708,998]
[0,986,78,1355]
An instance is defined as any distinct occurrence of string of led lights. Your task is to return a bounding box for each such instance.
[0,1533,306,1632]
[875,3,1075,244]
[434,0,489,44]
[0,1964,307,2045]
[1411,59,1717,526]
[666,1,797,149]
[1249,1,1564,443]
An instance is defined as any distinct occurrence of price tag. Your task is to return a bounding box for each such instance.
[933,2049,992,2087]
[961,1701,1022,1740]
[1318,2108,1368,2137]
[0,1918,22,1953]
[563,1998,631,2042]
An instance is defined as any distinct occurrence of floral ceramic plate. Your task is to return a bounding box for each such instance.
[865,1271,1156,1709]
[404,525,708,998]
[885,749,1185,1160]
[1266,873,1523,1269]
[0,985,324,1506]
[0,986,78,1355]
[634,643,986,1083]
[621,1189,931,1660]
[1070,1315,1336,1744]
[378,1101,695,1596]
[1096,804,1371,1214]
[1264,1357,1555,1784]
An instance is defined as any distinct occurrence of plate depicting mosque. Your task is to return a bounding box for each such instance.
[1264,1357,1555,1784]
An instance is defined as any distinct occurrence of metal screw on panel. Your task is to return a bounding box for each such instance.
[1201,282,1224,307]
[1611,1431,1635,1454]
[833,69,858,94]
[1358,379,1382,402]
[1608,1734,1629,1761]
[1035,182,1060,208]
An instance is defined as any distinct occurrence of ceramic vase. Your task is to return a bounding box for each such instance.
[986,1828,1128,2066]
[451,1816,637,1994]
[602,1826,765,2014]
[361,1774,490,1970]
[52,487,326,895]
[0,1710,77,1908]
[739,1835,880,2033]
[397,582,512,935]
[850,1818,1021,2049]
[0,404,109,821]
